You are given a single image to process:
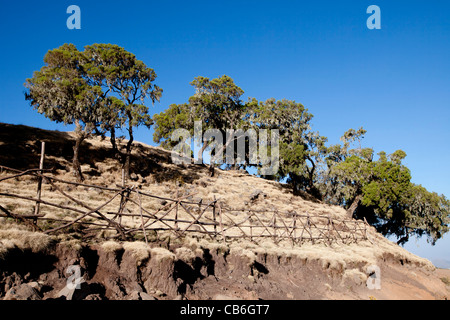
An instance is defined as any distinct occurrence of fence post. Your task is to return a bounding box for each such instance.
[307,213,314,244]
[33,142,45,224]
[218,202,226,245]
[137,189,148,245]
[175,185,179,230]
[248,211,253,242]
[212,196,217,236]
[292,213,297,246]
[327,214,332,245]
[272,213,277,243]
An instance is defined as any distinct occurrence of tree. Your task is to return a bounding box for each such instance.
[153,103,194,150]
[25,43,161,181]
[401,184,450,244]
[252,98,327,197]
[153,75,250,176]
[322,128,450,244]
[154,77,325,184]
[84,44,162,179]
[25,44,109,181]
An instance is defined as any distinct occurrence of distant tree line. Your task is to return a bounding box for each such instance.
[25,44,450,245]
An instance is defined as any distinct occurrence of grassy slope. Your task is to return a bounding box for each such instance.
[0,122,448,300]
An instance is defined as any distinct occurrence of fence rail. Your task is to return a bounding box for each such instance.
[0,160,369,246]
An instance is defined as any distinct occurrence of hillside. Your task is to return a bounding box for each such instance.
[0,122,448,300]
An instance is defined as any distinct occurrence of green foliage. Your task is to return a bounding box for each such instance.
[25,43,105,131]
[402,185,450,244]
[153,103,193,149]
[25,43,113,181]
[25,43,162,179]
[187,75,249,136]
[251,98,326,195]
[153,75,251,167]
[323,128,449,244]
[84,43,162,131]
[188,75,246,129]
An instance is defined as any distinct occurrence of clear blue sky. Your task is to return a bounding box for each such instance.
[0,0,449,267]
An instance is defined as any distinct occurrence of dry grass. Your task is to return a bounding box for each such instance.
[150,247,176,262]
[441,277,450,286]
[0,218,52,257]
[101,240,123,253]
[179,230,434,277]
[122,241,151,266]
[175,247,196,263]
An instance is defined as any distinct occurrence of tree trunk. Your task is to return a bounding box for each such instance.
[110,127,118,157]
[346,194,361,219]
[209,163,215,177]
[72,129,85,182]
[123,125,134,180]
[290,173,302,195]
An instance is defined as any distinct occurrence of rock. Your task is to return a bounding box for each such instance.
[285,210,297,217]
[4,284,41,300]
[85,294,102,300]
[160,200,168,206]
[139,292,156,300]
[250,189,266,202]
[130,173,139,181]
[127,291,141,300]
[27,281,40,289]
[26,281,42,294]
[155,290,165,297]
[174,295,183,300]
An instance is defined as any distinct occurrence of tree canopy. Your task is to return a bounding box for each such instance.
[25,43,109,181]
[25,43,161,180]
[84,43,162,178]
[322,129,449,244]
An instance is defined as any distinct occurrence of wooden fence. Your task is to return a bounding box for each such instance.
[0,146,369,246]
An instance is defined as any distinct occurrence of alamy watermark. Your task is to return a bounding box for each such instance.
[67,5,81,30]
[66,265,83,290]
[367,5,381,30]
[170,121,280,176]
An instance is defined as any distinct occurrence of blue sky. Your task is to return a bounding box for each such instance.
[0,0,449,267]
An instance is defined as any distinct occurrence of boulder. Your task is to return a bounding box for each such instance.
[139,292,156,300]
[250,189,266,202]
[4,284,41,300]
